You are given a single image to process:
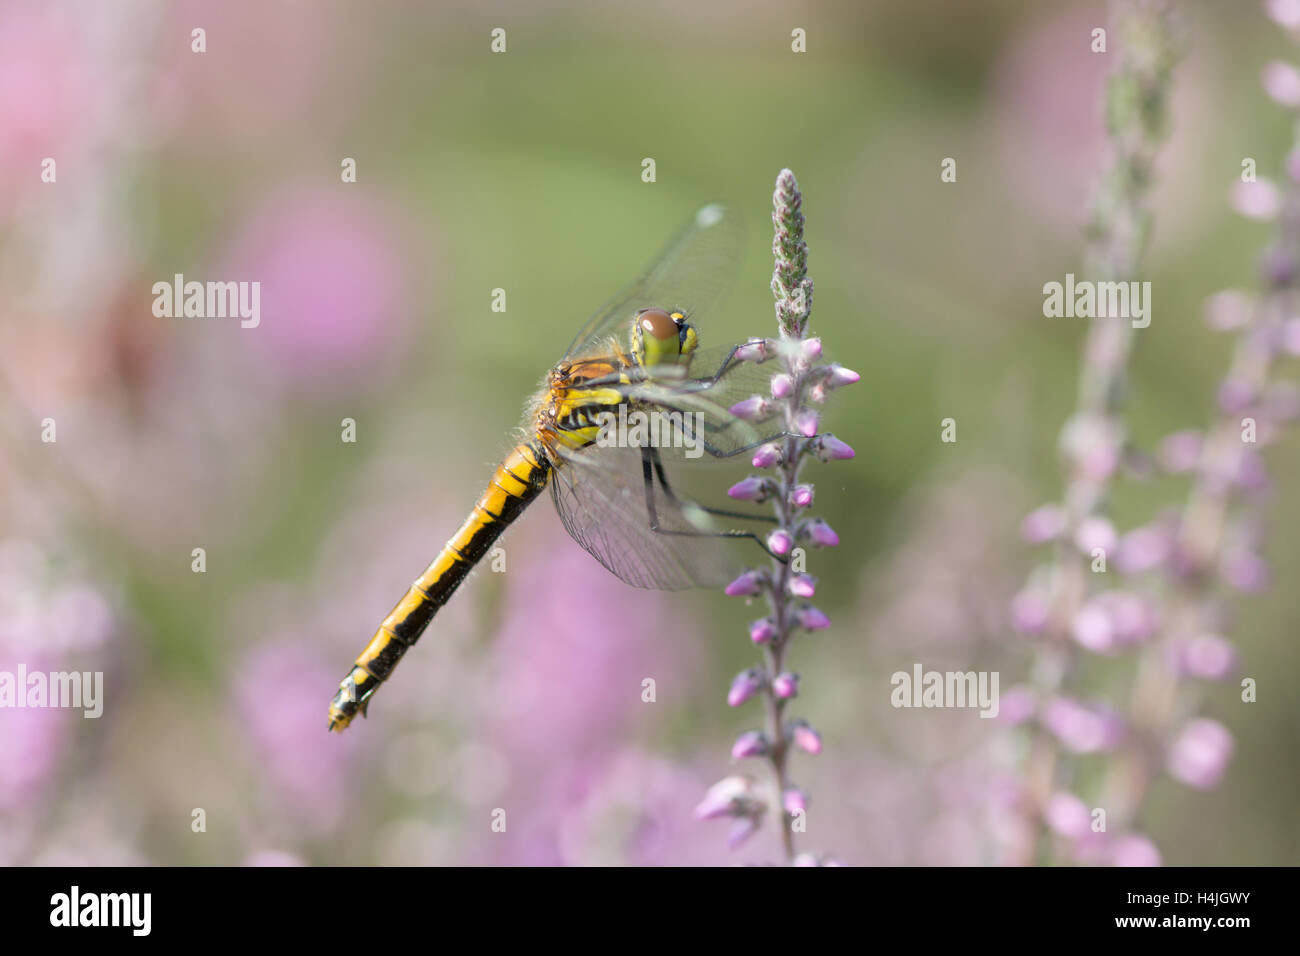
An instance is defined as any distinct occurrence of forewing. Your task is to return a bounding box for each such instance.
[549,441,741,591]
[564,204,742,360]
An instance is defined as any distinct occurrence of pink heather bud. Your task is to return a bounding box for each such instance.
[1167,719,1234,790]
[731,730,769,759]
[1071,602,1116,654]
[1073,591,1160,655]
[1158,430,1203,473]
[1010,588,1050,636]
[1266,0,1300,29]
[694,776,752,820]
[1060,414,1120,480]
[725,570,765,597]
[807,381,828,404]
[795,409,819,437]
[1204,290,1252,332]
[1231,178,1282,220]
[805,518,839,547]
[727,668,765,707]
[814,434,855,461]
[767,529,793,556]
[826,364,860,387]
[1110,833,1162,868]
[1105,591,1160,645]
[727,815,761,849]
[1178,633,1239,681]
[1221,549,1270,592]
[749,617,777,644]
[727,475,774,502]
[771,672,799,699]
[782,788,808,816]
[1282,317,1300,356]
[1115,523,1173,575]
[801,337,822,360]
[1074,516,1117,555]
[1044,792,1092,839]
[791,721,822,755]
[1263,61,1300,108]
[1234,449,1269,492]
[788,574,817,598]
[770,373,794,398]
[1218,379,1256,415]
[791,484,814,508]
[752,443,782,468]
[996,684,1038,727]
[1042,697,1125,754]
[734,338,773,363]
[797,605,831,630]
[730,395,772,421]
[1020,504,1067,544]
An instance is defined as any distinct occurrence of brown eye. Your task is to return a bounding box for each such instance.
[638,309,678,341]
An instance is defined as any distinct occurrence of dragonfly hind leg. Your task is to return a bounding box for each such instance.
[640,448,786,561]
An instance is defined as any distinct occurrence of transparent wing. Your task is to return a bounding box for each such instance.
[549,440,747,591]
[564,204,743,360]
[621,343,781,459]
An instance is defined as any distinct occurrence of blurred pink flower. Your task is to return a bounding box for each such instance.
[1111,832,1162,867]
[0,694,69,814]
[154,1,359,148]
[0,5,100,214]
[244,850,307,867]
[1167,718,1234,790]
[233,637,359,830]
[1041,696,1125,754]
[556,751,726,866]
[220,187,412,389]
[474,514,702,863]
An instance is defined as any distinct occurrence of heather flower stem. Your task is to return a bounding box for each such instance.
[763,369,813,864]
[762,170,816,863]
[709,170,855,864]
[1105,201,1298,828]
[1013,0,1180,865]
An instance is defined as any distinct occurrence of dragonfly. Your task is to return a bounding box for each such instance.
[328,204,783,732]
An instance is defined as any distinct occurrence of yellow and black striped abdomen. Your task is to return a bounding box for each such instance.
[327,441,551,731]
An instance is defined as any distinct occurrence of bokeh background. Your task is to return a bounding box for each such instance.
[1,0,1297,865]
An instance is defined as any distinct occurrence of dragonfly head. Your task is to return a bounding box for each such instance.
[632,308,697,370]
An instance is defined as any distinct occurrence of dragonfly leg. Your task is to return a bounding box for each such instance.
[648,447,777,524]
[698,432,793,460]
[684,343,752,388]
[641,448,785,560]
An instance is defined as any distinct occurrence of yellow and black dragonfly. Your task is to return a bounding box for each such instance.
[328,205,781,731]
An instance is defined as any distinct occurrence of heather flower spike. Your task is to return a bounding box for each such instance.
[1007,1,1286,866]
[699,170,849,863]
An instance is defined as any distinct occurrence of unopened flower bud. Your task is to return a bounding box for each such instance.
[731,730,769,759]
[727,668,765,707]
[725,570,765,597]
[728,475,774,502]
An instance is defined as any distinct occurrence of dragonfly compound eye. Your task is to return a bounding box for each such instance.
[638,308,679,341]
